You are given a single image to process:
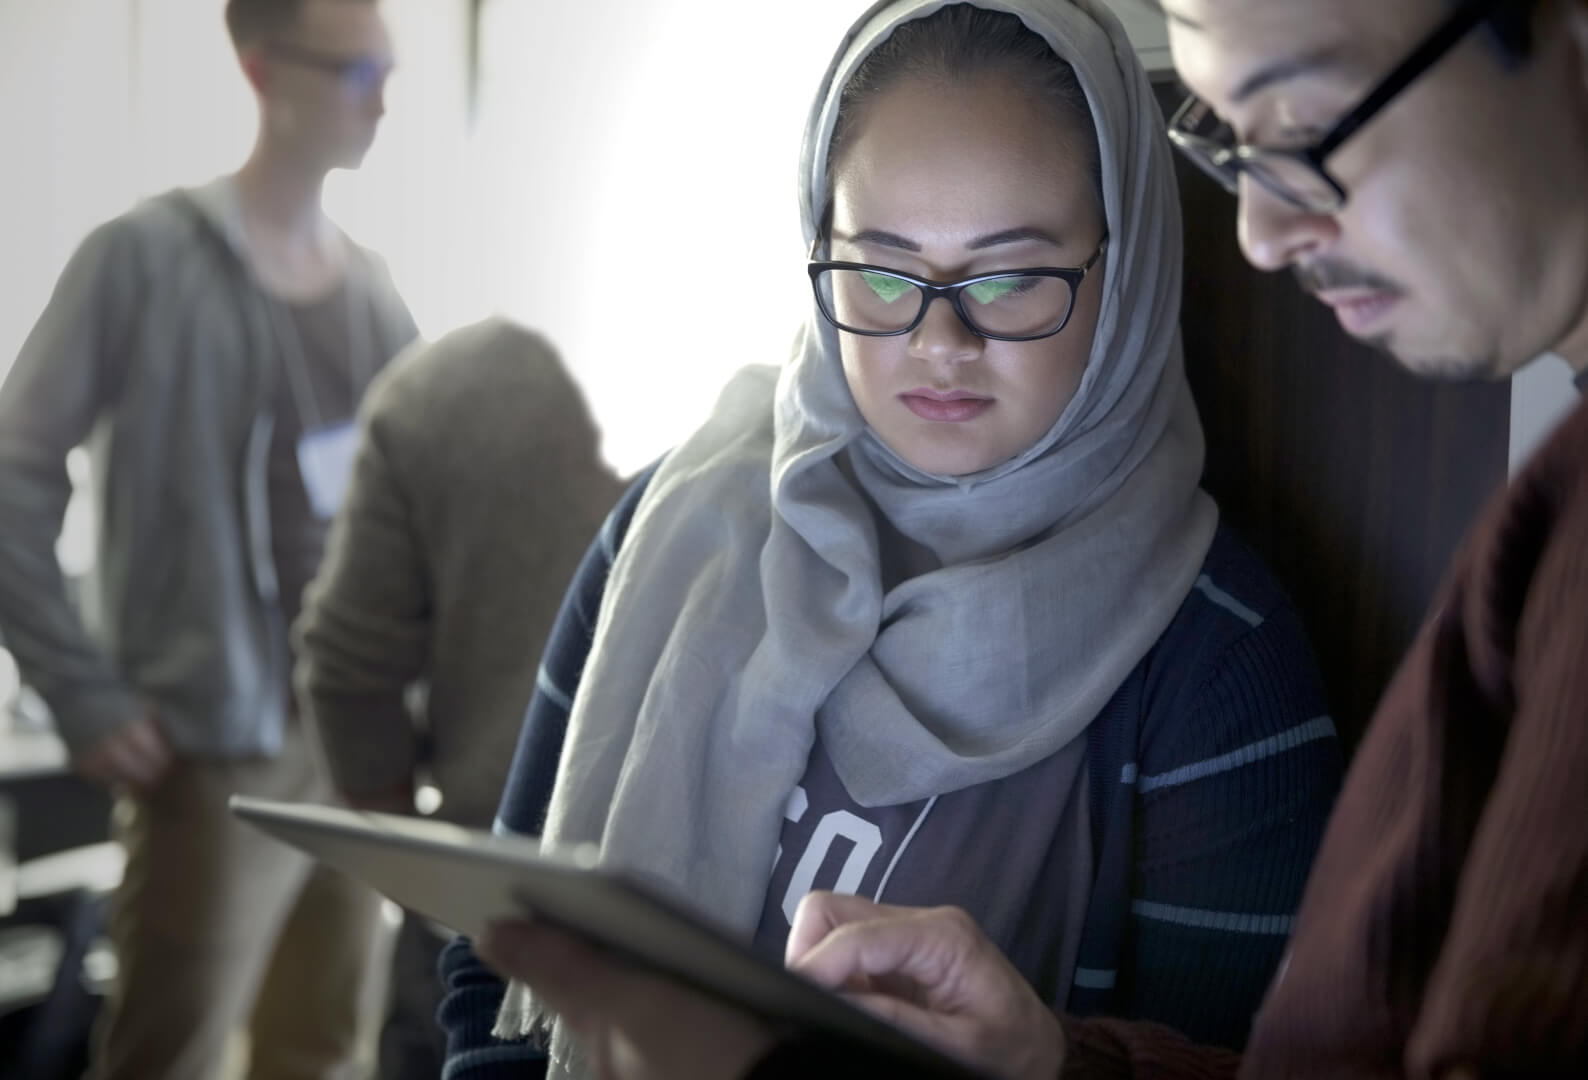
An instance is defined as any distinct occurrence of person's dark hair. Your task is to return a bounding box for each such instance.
[1141,0,1539,66]
[826,4,1104,210]
[1477,0,1538,68]
[225,0,373,48]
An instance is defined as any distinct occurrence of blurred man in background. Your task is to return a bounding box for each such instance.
[0,1,417,1076]
[296,317,623,1080]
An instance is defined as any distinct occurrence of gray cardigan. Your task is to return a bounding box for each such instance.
[294,318,624,827]
[0,181,417,758]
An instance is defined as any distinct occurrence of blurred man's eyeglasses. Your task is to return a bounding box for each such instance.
[807,235,1108,342]
[266,42,393,97]
[1167,0,1507,214]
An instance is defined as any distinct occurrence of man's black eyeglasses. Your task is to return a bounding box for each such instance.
[267,42,393,97]
[1168,0,1511,213]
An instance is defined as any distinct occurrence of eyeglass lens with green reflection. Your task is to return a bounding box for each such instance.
[808,235,1107,342]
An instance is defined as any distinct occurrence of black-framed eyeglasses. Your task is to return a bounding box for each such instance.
[1168,0,1507,213]
[807,234,1108,342]
[266,41,394,97]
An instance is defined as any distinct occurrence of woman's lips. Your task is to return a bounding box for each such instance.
[899,388,994,422]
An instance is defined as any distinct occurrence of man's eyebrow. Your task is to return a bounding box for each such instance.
[839,226,1064,252]
[1228,46,1353,106]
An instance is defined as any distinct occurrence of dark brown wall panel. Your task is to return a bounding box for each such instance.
[1155,83,1511,748]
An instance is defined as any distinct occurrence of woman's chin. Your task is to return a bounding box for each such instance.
[885,437,1006,478]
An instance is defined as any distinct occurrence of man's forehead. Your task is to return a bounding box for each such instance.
[1164,0,1418,105]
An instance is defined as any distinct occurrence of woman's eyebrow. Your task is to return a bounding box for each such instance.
[966,226,1064,250]
[839,225,1065,252]
[842,228,921,252]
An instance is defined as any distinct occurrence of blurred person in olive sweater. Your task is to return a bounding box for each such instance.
[296,317,623,1080]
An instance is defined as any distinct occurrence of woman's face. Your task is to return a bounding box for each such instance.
[827,73,1107,477]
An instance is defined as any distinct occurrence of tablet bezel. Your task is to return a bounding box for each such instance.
[229,795,984,1077]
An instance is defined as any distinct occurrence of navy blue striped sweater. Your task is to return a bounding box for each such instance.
[438,468,1342,1077]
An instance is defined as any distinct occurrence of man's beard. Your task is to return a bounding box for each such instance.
[1294,262,1501,379]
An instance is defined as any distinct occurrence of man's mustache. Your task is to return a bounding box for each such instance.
[1294,259,1402,296]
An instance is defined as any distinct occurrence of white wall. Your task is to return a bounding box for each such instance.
[324,0,477,334]
[0,0,138,391]
[1511,353,1581,474]
[468,0,863,471]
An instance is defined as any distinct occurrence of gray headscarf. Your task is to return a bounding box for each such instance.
[500,1,1218,1070]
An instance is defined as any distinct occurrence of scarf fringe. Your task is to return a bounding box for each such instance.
[492,978,551,1043]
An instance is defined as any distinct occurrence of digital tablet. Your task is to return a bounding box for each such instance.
[229,796,984,1077]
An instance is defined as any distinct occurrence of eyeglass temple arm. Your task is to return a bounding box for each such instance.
[1083,233,1109,272]
[1316,0,1503,158]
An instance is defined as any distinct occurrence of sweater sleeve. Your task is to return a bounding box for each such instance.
[294,373,431,800]
[1242,408,1588,1079]
[742,1032,993,1080]
[0,217,148,751]
[1402,441,1588,1074]
[437,465,658,1079]
[1406,490,1588,1070]
[738,1018,1241,1079]
[1046,588,1340,1077]
[1061,1017,1241,1079]
[1118,588,1343,1051]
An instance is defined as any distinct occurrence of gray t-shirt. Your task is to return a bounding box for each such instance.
[268,283,363,638]
[752,732,1093,1006]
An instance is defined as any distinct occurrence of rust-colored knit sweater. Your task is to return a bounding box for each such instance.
[1069,394,1588,1078]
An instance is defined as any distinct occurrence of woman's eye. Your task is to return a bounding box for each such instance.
[861,272,915,304]
[966,276,1034,305]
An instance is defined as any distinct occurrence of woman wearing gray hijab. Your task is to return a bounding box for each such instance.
[440,2,1340,1077]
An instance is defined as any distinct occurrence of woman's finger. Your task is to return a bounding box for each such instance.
[790,907,971,1000]
[785,890,914,965]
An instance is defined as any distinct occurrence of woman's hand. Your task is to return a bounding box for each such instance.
[787,892,1066,1080]
[476,891,1067,1080]
[477,919,776,1080]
